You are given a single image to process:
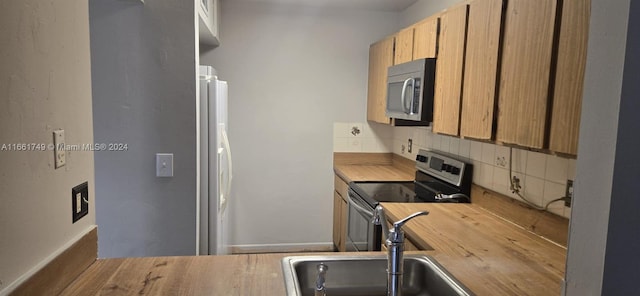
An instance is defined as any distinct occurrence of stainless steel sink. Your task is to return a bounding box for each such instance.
[281,254,474,296]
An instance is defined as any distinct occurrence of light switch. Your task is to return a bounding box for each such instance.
[156,153,174,177]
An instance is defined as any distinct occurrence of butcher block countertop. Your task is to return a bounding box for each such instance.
[382,203,567,295]
[60,213,565,296]
[334,164,414,182]
[58,252,427,295]
[333,152,415,182]
[59,254,290,295]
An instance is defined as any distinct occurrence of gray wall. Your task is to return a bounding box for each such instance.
[602,1,640,293]
[0,0,96,292]
[200,2,398,248]
[564,0,631,294]
[90,0,198,257]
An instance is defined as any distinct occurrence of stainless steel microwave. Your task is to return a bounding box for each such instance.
[386,58,436,122]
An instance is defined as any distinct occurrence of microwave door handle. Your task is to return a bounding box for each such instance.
[401,78,412,114]
[407,78,416,114]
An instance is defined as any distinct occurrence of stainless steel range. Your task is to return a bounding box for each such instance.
[346,149,473,252]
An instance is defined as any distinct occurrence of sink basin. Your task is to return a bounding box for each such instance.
[281,254,474,296]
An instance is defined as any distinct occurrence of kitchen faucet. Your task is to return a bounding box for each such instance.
[373,205,429,296]
[314,263,328,296]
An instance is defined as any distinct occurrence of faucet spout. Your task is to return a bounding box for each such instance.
[314,263,328,296]
[373,205,390,241]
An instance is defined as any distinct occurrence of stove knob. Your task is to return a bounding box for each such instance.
[451,167,461,175]
[416,155,428,163]
[445,164,454,173]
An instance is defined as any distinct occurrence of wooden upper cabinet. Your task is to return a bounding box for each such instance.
[496,0,557,149]
[379,18,439,127]
[395,27,414,65]
[549,0,590,155]
[432,4,469,136]
[460,0,503,140]
[367,36,395,124]
[413,16,440,59]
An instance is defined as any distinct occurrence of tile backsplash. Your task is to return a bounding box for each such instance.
[333,123,574,219]
[392,126,574,219]
[333,122,393,153]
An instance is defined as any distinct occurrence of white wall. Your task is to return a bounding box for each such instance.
[0,0,95,293]
[400,0,462,28]
[89,0,198,257]
[333,122,393,153]
[201,2,399,248]
[565,0,631,294]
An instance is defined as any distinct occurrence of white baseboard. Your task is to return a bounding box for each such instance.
[230,242,335,254]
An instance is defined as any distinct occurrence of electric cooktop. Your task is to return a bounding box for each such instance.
[348,149,473,208]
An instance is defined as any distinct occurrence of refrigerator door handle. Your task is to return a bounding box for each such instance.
[217,147,225,211]
[221,127,233,212]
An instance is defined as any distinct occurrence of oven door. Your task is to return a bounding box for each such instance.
[346,189,381,252]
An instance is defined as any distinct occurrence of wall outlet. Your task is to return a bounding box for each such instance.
[511,176,522,193]
[53,129,66,169]
[72,182,89,223]
[565,180,574,207]
[408,138,413,153]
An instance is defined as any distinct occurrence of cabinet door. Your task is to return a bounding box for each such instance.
[460,0,503,140]
[413,16,439,59]
[339,196,348,252]
[549,0,590,155]
[496,0,557,148]
[432,4,469,136]
[367,36,395,124]
[395,27,414,65]
[333,191,343,251]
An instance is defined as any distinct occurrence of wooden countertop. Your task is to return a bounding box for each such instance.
[59,207,567,296]
[382,203,567,296]
[333,152,415,182]
[334,164,414,182]
[59,253,290,295]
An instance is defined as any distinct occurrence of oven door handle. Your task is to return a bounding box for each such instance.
[348,191,374,217]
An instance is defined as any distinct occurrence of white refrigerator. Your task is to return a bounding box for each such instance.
[198,65,232,255]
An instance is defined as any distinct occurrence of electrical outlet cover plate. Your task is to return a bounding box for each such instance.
[72,182,89,223]
[565,180,574,207]
[53,129,66,169]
